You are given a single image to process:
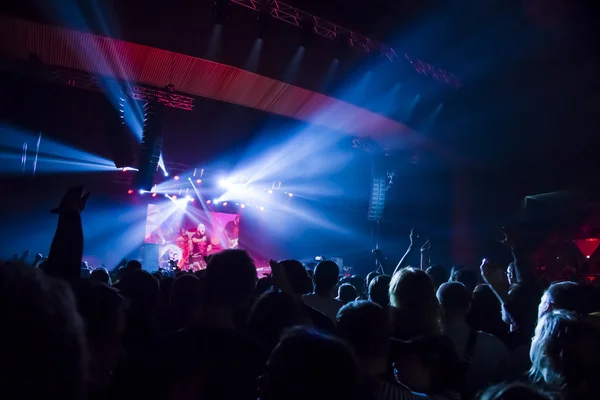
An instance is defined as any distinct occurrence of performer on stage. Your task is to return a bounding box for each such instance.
[175,228,190,269]
[190,223,208,270]
[224,215,240,249]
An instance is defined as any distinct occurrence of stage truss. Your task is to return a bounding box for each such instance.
[230,0,461,88]
[52,68,195,111]
[23,65,195,111]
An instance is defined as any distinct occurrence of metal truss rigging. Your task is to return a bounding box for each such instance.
[230,0,461,88]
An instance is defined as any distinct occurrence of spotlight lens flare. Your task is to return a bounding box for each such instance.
[240,204,246,208]
[152,193,157,197]
[268,189,273,194]
[127,189,134,195]
[260,206,264,211]
[288,193,294,197]
[223,202,228,206]
[174,176,180,181]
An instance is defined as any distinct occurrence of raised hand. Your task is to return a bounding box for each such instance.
[420,239,431,253]
[479,259,506,287]
[497,225,517,249]
[409,229,419,247]
[51,185,91,214]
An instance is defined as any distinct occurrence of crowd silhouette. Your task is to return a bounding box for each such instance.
[3,185,600,400]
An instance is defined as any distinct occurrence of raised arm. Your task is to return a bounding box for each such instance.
[498,225,533,283]
[372,249,388,275]
[393,229,418,275]
[480,259,510,305]
[420,239,430,271]
[46,186,89,282]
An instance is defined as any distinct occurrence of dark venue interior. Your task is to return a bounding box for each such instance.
[1,1,600,399]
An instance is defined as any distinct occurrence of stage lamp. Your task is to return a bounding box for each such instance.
[139,190,146,195]
[288,193,294,197]
[174,175,180,181]
[152,193,157,197]
[240,204,246,208]
[213,0,230,25]
[196,179,202,184]
[190,198,195,203]
[256,10,269,39]
[206,200,212,204]
[172,195,178,200]
[268,189,273,194]
[218,179,228,188]
[127,189,134,195]
[299,17,314,47]
[223,202,228,206]
[259,206,265,211]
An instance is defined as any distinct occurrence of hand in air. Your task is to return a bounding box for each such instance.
[480,259,506,287]
[409,229,419,247]
[51,185,91,214]
[420,239,431,253]
[497,225,517,249]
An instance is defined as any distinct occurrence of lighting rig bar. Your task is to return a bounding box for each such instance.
[230,0,461,88]
[50,69,195,111]
[47,67,195,111]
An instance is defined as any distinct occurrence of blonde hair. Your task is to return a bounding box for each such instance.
[529,310,600,398]
[389,268,441,339]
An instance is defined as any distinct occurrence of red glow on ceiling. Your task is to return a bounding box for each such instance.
[0,15,413,143]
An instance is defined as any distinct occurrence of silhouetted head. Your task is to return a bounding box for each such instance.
[90,268,111,285]
[437,281,472,321]
[450,268,478,293]
[262,327,362,400]
[125,260,142,271]
[538,281,593,320]
[171,274,203,328]
[248,289,298,352]
[390,268,441,339]
[279,259,312,295]
[425,265,449,290]
[349,275,365,297]
[337,283,358,304]
[368,274,391,309]
[312,260,339,296]
[365,271,381,290]
[72,280,125,390]
[204,249,257,310]
[337,300,390,360]
[0,262,86,399]
[119,271,160,322]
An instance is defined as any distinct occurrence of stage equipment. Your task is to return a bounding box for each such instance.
[229,0,461,88]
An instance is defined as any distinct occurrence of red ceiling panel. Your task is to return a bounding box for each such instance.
[0,14,414,144]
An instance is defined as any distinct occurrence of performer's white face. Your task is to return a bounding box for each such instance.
[198,224,206,234]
